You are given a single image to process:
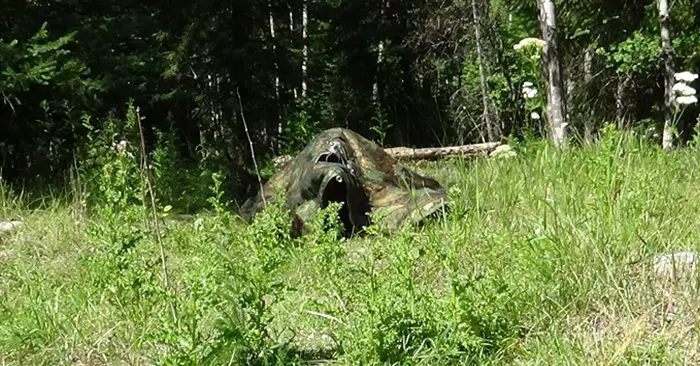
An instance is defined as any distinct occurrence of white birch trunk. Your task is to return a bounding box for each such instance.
[372,41,384,104]
[471,0,494,141]
[268,1,282,151]
[269,3,279,99]
[301,0,308,98]
[583,46,594,142]
[289,6,298,99]
[372,0,386,105]
[583,47,593,84]
[537,0,567,148]
[658,0,675,150]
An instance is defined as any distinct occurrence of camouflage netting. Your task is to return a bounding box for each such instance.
[240,128,448,237]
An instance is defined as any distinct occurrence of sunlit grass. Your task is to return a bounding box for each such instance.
[1,131,700,364]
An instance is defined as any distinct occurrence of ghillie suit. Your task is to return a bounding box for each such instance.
[240,128,447,237]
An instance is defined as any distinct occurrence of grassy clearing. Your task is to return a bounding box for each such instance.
[2,131,700,365]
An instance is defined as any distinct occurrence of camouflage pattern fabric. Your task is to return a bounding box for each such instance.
[240,128,448,237]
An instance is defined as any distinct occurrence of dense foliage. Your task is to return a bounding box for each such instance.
[1,0,700,199]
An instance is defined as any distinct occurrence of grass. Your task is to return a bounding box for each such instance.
[2,131,700,365]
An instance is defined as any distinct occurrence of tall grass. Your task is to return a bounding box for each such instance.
[1,128,699,364]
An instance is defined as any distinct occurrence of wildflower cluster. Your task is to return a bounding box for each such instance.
[489,144,517,159]
[111,139,134,158]
[522,81,538,100]
[673,71,697,106]
[514,37,545,62]
[513,38,546,52]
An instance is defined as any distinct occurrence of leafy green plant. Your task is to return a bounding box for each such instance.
[81,103,163,309]
[370,103,392,147]
[189,187,302,364]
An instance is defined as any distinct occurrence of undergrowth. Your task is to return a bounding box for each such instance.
[1,123,700,365]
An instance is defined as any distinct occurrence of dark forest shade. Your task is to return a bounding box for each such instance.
[1,0,699,194]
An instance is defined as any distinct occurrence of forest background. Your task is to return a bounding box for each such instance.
[2,0,699,206]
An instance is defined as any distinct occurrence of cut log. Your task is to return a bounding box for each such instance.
[385,142,502,160]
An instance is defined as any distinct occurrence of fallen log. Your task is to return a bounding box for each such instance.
[273,141,503,168]
[385,141,502,160]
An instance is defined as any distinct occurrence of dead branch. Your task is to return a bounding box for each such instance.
[237,88,267,207]
[136,106,178,325]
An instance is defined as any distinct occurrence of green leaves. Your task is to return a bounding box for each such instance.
[597,31,662,75]
[0,23,80,95]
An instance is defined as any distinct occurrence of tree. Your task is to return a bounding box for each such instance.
[2,0,700,192]
[537,0,568,148]
[301,0,308,98]
[658,0,675,150]
[471,0,495,141]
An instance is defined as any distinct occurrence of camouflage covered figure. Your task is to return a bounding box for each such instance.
[240,128,447,237]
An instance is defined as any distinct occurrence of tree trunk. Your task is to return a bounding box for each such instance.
[583,47,593,84]
[615,75,631,128]
[301,0,308,98]
[583,46,594,142]
[288,6,298,99]
[471,0,495,141]
[537,0,568,148]
[372,0,386,106]
[269,1,282,152]
[372,41,384,104]
[658,0,675,150]
[268,3,279,98]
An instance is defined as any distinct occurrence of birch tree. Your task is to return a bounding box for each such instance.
[471,0,495,141]
[288,4,298,99]
[537,0,567,148]
[372,0,386,105]
[583,46,595,141]
[268,0,282,151]
[658,0,675,150]
[301,0,308,98]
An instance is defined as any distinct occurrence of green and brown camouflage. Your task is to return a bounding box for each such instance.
[240,128,448,237]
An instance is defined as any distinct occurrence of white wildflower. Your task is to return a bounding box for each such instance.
[672,82,696,96]
[514,38,546,51]
[535,227,543,236]
[674,71,698,83]
[530,111,540,120]
[676,95,698,105]
[489,144,517,159]
[116,140,128,152]
[522,86,538,99]
[522,82,538,99]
